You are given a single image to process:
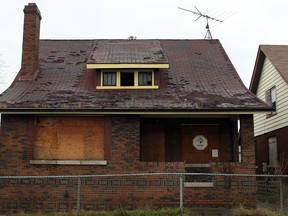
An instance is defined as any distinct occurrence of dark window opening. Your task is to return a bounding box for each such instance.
[103,72,116,86]
[265,86,277,117]
[139,72,152,86]
[121,72,134,86]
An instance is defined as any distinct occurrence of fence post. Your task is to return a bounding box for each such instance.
[279,177,284,216]
[77,177,81,216]
[179,174,183,210]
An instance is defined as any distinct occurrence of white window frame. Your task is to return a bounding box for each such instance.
[266,86,277,116]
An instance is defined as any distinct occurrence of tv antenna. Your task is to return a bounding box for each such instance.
[178,6,223,39]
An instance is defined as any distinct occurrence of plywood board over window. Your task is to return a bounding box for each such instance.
[34,117,104,160]
[268,136,278,167]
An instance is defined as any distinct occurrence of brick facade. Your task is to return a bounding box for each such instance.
[0,2,267,212]
[0,114,257,212]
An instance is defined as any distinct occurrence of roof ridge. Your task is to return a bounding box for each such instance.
[39,39,220,42]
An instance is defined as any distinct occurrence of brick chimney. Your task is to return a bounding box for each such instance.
[20,3,42,80]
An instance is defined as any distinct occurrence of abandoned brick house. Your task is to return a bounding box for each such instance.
[0,3,272,212]
[250,45,288,174]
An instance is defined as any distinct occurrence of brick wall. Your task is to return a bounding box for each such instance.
[0,114,257,212]
[0,115,31,176]
[0,115,180,176]
[210,162,257,207]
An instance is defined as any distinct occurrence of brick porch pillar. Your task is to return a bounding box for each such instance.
[240,115,255,170]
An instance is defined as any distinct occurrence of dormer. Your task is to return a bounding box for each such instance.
[87,40,169,89]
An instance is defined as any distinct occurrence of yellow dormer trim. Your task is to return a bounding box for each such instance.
[97,69,159,90]
[87,63,169,69]
[96,86,159,90]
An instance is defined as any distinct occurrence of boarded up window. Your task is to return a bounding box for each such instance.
[140,123,165,161]
[268,136,278,167]
[34,117,104,160]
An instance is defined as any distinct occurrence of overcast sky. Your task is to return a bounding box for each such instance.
[1,0,288,93]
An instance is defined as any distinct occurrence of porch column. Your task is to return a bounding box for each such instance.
[232,120,239,162]
[240,115,255,169]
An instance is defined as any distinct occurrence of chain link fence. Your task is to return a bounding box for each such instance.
[0,173,287,215]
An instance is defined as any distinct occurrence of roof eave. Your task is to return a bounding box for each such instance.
[86,63,169,69]
[0,108,273,115]
[249,47,265,93]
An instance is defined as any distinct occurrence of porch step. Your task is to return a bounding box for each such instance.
[185,164,213,183]
[184,182,214,187]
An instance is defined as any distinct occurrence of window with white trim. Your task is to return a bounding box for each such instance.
[265,86,277,115]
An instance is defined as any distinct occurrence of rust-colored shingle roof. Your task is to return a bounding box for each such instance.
[0,39,270,113]
[250,45,288,93]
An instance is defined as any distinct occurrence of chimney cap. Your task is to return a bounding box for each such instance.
[23,3,42,20]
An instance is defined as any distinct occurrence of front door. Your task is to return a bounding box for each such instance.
[181,124,220,163]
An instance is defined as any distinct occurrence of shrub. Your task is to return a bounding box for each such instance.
[231,205,280,216]
[17,208,189,216]
[113,208,189,216]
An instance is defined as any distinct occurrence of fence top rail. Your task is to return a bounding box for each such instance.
[0,172,288,179]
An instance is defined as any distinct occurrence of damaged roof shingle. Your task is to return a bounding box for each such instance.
[87,40,168,64]
[0,39,271,112]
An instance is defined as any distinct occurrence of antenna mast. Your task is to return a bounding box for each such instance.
[178,6,223,39]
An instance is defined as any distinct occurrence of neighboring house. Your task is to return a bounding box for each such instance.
[250,45,288,174]
[0,3,271,212]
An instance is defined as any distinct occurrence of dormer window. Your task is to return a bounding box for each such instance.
[139,72,152,86]
[86,40,169,90]
[121,72,134,86]
[103,72,116,86]
[86,40,169,89]
[98,70,158,89]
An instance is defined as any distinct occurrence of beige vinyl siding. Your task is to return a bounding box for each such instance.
[254,57,288,137]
